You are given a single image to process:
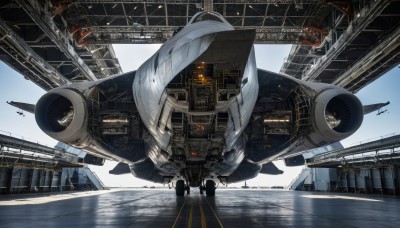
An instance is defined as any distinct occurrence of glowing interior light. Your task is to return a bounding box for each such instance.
[102,119,129,123]
[264,118,290,123]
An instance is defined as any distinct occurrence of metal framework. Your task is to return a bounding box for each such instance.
[280,0,400,92]
[1,0,400,93]
[0,133,81,168]
[306,134,400,168]
[0,133,105,194]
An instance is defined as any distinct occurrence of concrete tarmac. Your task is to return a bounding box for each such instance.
[0,189,399,227]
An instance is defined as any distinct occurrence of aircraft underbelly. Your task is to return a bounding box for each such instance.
[133,29,258,177]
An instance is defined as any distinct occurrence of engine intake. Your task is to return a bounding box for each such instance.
[313,88,363,142]
[35,88,88,143]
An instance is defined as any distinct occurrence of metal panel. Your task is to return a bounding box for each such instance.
[371,168,382,189]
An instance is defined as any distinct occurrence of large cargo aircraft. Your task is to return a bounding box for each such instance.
[32,11,366,196]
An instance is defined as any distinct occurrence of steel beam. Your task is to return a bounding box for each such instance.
[16,0,97,81]
[90,25,305,44]
[75,0,315,4]
[0,18,70,90]
[333,25,400,91]
[302,0,390,81]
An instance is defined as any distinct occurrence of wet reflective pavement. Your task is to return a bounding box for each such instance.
[0,189,399,227]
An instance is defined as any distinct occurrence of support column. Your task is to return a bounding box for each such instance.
[49,170,54,192]
[6,167,14,194]
[379,168,385,194]
[369,168,374,194]
[391,166,397,195]
[28,168,34,193]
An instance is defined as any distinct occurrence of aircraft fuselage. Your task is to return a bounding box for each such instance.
[133,12,258,184]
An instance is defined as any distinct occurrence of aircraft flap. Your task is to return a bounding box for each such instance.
[259,162,284,175]
[109,162,131,175]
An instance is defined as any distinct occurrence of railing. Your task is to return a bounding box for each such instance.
[83,167,105,190]
[343,132,400,148]
[307,133,400,165]
[287,168,311,190]
[0,130,52,147]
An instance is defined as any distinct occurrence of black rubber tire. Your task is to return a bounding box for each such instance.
[200,189,203,194]
[186,186,190,195]
[176,180,185,196]
[205,180,215,196]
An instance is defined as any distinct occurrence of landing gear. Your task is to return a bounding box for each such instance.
[205,180,215,196]
[175,179,215,196]
[175,180,185,196]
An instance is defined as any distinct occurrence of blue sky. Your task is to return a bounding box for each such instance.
[0,44,399,187]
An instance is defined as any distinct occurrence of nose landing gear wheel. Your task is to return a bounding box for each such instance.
[205,180,215,196]
[175,180,185,196]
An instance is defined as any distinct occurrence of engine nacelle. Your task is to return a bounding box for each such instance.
[35,87,89,144]
[313,87,363,140]
[34,72,146,164]
[296,85,364,153]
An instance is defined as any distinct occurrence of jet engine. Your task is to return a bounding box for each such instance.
[246,70,365,163]
[314,88,363,137]
[35,87,89,144]
[34,72,146,164]
[300,86,364,151]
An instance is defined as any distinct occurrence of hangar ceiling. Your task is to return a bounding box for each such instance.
[0,0,399,92]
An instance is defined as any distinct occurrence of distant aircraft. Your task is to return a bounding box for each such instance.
[377,108,388,115]
[16,111,25,117]
[28,12,366,196]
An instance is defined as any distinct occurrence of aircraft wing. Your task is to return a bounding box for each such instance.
[6,101,35,114]
[363,101,390,115]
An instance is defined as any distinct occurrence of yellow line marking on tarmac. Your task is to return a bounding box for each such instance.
[188,197,193,228]
[199,197,206,228]
[172,197,188,228]
[205,197,224,228]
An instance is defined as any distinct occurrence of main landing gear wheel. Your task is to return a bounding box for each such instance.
[205,180,216,196]
[175,180,185,196]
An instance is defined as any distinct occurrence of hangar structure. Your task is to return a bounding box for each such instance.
[0,0,400,194]
[289,133,400,194]
[0,133,105,193]
[0,0,399,92]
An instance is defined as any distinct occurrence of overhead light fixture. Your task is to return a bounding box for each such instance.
[133,22,142,28]
[158,5,163,9]
[249,5,253,9]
